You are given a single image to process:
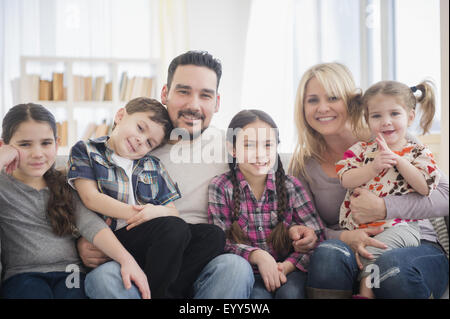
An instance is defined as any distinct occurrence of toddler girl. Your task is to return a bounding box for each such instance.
[336,80,440,298]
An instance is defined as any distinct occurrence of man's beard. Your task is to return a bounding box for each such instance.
[178,109,205,140]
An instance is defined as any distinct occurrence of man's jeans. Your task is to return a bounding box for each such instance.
[85,253,254,299]
[306,239,449,298]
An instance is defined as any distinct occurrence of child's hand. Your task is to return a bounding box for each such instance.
[126,204,178,230]
[371,134,398,174]
[0,144,19,174]
[251,249,281,292]
[277,263,288,285]
[126,204,156,230]
[120,258,151,299]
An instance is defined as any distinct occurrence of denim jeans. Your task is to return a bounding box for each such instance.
[1,271,87,299]
[85,253,254,299]
[306,239,449,299]
[250,270,307,299]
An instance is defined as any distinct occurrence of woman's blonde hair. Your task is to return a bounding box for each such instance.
[288,62,358,181]
[348,80,436,139]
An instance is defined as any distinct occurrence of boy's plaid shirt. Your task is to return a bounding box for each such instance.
[68,136,181,230]
[208,168,326,272]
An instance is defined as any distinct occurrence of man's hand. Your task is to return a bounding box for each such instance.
[288,225,318,253]
[77,237,110,268]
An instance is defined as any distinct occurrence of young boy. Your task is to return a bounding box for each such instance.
[68,97,225,298]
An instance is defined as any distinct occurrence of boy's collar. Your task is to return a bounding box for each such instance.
[88,135,109,145]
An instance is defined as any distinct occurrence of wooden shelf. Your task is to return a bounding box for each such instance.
[20,56,160,155]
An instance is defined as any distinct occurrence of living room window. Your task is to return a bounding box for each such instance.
[241,0,443,153]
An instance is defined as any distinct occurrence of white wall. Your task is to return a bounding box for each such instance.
[186,0,251,129]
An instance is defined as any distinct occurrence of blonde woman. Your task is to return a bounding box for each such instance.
[288,62,449,298]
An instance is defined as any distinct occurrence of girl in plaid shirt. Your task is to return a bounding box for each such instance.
[208,109,325,299]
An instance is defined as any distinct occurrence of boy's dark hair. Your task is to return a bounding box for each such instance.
[115,97,173,143]
[167,50,222,90]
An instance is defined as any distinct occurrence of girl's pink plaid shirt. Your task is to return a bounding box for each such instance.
[208,168,326,272]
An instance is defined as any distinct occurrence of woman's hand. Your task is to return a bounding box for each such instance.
[249,249,281,292]
[120,258,151,299]
[340,228,388,269]
[288,225,318,253]
[0,143,20,174]
[350,188,387,224]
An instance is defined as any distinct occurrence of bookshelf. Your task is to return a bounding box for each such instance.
[19,56,160,155]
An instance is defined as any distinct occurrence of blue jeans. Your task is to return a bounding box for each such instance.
[250,270,307,299]
[307,239,449,299]
[1,271,87,299]
[85,253,254,299]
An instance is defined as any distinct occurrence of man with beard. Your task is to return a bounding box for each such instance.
[77,51,255,299]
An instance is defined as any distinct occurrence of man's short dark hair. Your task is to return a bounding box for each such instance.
[167,50,222,90]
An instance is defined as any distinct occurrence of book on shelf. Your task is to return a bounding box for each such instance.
[21,74,40,102]
[56,121,68,146]
[74,75,114,102]
[25,69,155,104]
[144,77,153,97]
[39,80,53,100]
[124,77,135,102]
[84,76,93,101]
[52,72,64,101]
[94,120,110,138]
[81,121,111,140]
[104,82,112,101]
[120,73,154,102]
[131,77,143,100]
[81,122,97,140]
[119,72,128,101]
[94,76,106,101]
[73,75,83,102]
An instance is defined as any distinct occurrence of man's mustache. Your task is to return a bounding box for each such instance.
[178,109,205,121]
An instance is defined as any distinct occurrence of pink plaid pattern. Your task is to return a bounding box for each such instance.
[208,168,325,272]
